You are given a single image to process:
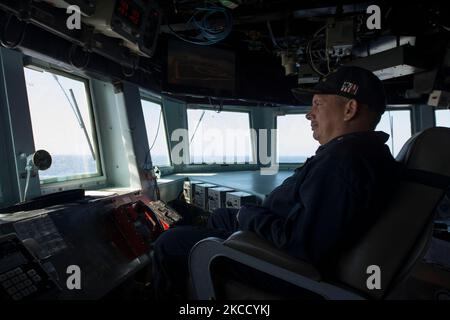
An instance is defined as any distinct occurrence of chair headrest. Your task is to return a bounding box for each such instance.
[396,127,450,177]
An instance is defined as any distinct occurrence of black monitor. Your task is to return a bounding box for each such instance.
[163,39,236,97]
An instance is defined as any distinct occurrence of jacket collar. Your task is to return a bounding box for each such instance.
[316,131,389,155]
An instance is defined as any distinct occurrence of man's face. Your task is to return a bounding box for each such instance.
[306,94,347,145]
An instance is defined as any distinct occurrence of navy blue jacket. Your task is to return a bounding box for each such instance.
[238,131,401,274]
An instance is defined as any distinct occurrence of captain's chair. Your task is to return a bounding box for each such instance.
[189,127,450,300]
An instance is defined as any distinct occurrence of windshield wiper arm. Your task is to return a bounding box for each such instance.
[52,75,96,161]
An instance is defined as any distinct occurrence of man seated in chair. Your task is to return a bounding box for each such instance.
[151,66,401,299]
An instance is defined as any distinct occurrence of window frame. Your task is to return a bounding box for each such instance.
[182,104,258,172]
[23,61,107,194]
[274,105,314,168]
[274,105,413,167]
[140,93,173,168]
[377,105,413,156]
[434,107,450,127]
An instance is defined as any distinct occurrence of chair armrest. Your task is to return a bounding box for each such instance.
[223,231,321,281]
[189,231,365,300]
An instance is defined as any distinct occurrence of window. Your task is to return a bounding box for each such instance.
[276,114,319,163]
[436,109,450,127]
[24,67,101,183]
[141,99,171,167]
[376,109,412,157]
[187,109,253,164]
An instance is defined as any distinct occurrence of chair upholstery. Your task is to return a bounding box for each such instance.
[189,127,450,300]
[336,127,450,299]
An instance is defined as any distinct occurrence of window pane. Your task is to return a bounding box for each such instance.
[24,67,100,183]
[141,100,171,166]
[277,114,320,163]
[187,109,253,164]
[376,110,412,157]
[436,109,450,127]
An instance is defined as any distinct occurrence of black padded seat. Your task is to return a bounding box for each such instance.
[189,127,450,300]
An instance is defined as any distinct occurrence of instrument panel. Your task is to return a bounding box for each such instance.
[0,191,162,300]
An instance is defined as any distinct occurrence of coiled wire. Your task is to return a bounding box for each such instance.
[168,2,233,46]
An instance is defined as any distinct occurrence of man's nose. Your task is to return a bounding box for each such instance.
[306,111,313,120]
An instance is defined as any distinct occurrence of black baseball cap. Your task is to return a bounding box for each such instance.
[292,66,386,115]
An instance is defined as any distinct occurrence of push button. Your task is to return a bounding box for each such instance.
[2,280,13,288]
[27,269,37,277]
[21,288,31,297]
[7,286,18,295]
[11,276,21,284]
[13,267,23,275]
[23,279,32,287]
[12,292,23,300]
[32,275,41,283]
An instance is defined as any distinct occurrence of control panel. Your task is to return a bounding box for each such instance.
[0,191,162,300]
[0,234,59,301]
[146,200,182,228]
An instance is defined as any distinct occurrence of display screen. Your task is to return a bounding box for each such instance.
[165,39,236,96]
[115,0,143,27]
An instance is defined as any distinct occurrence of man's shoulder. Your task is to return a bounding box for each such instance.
[314,133,396,173]
[325,132,391,156]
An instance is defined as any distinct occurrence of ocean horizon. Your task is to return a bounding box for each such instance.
[40,154,309,179]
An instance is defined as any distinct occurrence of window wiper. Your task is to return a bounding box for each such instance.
[52,75,96,161]
[149,109,162,151]
[189,110,206,145]
[144,109,162,170]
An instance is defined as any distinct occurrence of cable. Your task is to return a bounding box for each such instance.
[168,2,233,46]
[307,40,326,77]
[22,168,31,203]
[313,25,327,38]
[306,24,331,77]
[324,24,331,73]
[266,21,282,49]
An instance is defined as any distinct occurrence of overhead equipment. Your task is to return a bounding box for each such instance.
[82,0,161,57]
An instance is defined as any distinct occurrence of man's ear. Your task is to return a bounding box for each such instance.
[343,99,359,121]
